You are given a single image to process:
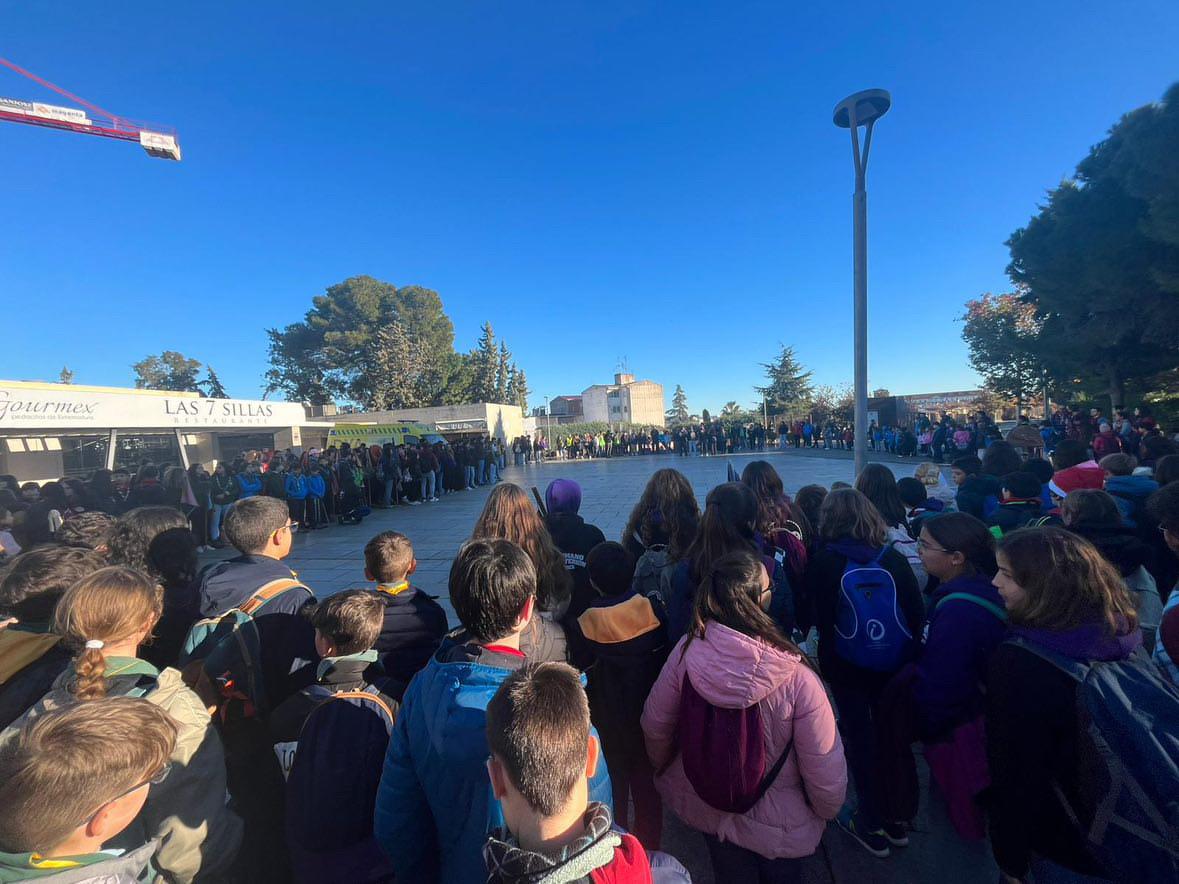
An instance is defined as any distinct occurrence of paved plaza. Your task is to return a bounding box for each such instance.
[199,448,997,883]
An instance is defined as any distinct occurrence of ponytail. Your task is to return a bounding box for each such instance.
[53,566,162,701]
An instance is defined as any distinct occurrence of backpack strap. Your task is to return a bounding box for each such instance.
[1004,635,1088,682]
[239,577,307,615]
[936,593,1008,622]
[328,689,397,727]
[753,735,794,806]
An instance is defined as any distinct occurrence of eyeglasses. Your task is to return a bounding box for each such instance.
[78,762,171,827]
[916,538,952,554]
[274,520,298,537]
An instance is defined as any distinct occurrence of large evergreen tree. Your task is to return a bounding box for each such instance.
[496,341,512,403]
[508,366,530,412]
[666,385,690,426]
[366,321,429,410]
[58,366,74,384]
[756,345,813,414]
[470,322,499,402]
[200,366,229,398]
[133,351,203,393]
[1006,82,1179,409]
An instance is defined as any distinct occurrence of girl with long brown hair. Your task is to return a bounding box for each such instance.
[4,566,242,882]
[620,468,701,563]
[987,528,1143,883]
[741,460,813,580]
[642,550,846,881]
[471,483,573,662]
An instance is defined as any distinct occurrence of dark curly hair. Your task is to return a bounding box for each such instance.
[105,507,190,580]
[621,469,701,561]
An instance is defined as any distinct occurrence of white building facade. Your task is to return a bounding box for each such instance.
[581,373,665,427]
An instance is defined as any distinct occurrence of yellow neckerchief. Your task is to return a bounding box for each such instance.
[376,580,411,597]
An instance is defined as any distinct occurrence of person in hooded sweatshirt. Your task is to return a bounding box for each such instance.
[1099,453,1158,529]
[1091,420,1123,459]
[986,472,1046,537]
[950,456,1001,521]
[543,479,606,625]
[373,539,612,884]
[987,527,1142,883]
[1061,489,1161,649]
[643,550,846,882]
[801,489,923,859]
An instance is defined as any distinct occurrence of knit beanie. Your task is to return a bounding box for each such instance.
[545,479,582,515]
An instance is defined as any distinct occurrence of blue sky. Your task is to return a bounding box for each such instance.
[1,1,1177,414]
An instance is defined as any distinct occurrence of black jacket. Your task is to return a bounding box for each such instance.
[1067,524,1154,578]
[127,480,167,509]
[372,583,449,686]
[985,641,1109,879]
[986,499,1044,535]
[271,653,401,745]
[546,513,606,624]
[956,474,1001,520]
[802,542,925,687]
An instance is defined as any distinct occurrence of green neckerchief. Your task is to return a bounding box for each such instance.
[315,648,379,681]
[376,580,411,597]
[102,656,161,680]
[0,848,111,880]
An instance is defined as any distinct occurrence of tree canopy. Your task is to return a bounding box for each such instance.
[1005,82,1179,409]
[265,276,528,409]
[961,292,1046,406]
[756,345,813,414]
[666,385,690,426]
[133,351,203,393]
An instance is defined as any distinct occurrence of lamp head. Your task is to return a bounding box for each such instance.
[833,89,892,128]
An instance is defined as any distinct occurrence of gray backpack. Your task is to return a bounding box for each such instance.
[630,534,675,612]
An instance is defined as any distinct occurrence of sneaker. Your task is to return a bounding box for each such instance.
[408,500,421,506]
[431,497,439,502]
[836,809,890,858]
[881,822,909,847]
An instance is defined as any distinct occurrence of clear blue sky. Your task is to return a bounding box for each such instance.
[2,2,1177,414]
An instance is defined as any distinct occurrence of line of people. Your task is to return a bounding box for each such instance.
[1,451,1178,883]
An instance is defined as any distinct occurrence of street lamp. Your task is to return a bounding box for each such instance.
[834,88,891,477]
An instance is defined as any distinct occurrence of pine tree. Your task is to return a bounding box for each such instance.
[496,341,512,403]
[367,321,427,409]
[200,366,229,398]
[472,322,499,402]
[756,345,813,415]
[58,366,74,384]
[508,364,530,412]
[666,385,690,426]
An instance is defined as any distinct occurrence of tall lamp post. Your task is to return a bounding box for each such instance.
[834,88,891,477]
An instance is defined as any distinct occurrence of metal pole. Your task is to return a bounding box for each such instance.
[853,182,868,477]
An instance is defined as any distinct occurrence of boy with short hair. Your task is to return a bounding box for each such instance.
[374,539,612,884]
[0,698,178,881]
[1101,452,1159,529]
[574,542,667,849]
[270,589,400,777]
[896,477,943,538]
[364,531,449,685]
[483,662,688,883]
[987,472,1048,535]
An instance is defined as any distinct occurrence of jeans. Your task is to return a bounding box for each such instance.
[420,471,435,500]
[830,679,887,831]
[383,478,396,506]
[209,503,230,541]
[434,469,443,496]
[779,433,789,449]
[702,833,802,884]
[465,465,475,488]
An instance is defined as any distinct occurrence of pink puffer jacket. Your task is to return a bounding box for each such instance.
[641,623,847,859]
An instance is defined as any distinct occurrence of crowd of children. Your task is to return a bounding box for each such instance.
[1,438,1178,883]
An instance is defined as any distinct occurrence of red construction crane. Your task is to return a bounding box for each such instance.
[0,56,180,160]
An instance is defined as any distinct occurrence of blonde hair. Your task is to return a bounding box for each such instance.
[914,462,942,486]
[0,698,177,854]
[472,484,571,612]
[54,566,163,701]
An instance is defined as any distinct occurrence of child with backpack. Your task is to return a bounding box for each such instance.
[987,528,1176,883]
[802,488,924,858]
[741,460,812,583]
[364,531,449,685]
[271,590,401,777]
[642,549,846,881]
[373,539,613,884]
[0,698,178,882]
[855,464,928,592]
[280,591,401,884]
[573,542,668,848]
[3,566,243,883]
[484,661,690,883]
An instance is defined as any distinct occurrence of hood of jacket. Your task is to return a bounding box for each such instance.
[929,572,1004,610]
[1068,525,1153,577]
[0,840,158,883]
[197,554,296,616]
[1105,474,1159,501]
[825,538,883,565]
[483,803,629,884]
[1011,618,1142,662]
[682,621,802,709]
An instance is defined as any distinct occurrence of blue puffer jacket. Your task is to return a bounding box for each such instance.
[1105,474,1159,528]
[374,635,613,884]
[236,473,263,497]
[306,473,326,499]
[913,573,1007,741]
[285,474,308,500]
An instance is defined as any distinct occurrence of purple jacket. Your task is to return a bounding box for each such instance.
[641,623,847,859]
[914,574,1007,741]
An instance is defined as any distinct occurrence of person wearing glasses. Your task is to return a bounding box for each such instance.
[1,567,243,882]
[0,698,178,882]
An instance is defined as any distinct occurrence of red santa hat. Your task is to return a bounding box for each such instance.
[1049,462,1105,498]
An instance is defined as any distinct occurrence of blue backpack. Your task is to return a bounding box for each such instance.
[1007,637,1179,883]
[833,548,911,671]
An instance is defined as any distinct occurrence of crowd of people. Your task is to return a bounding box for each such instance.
[1,417,1178,883]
